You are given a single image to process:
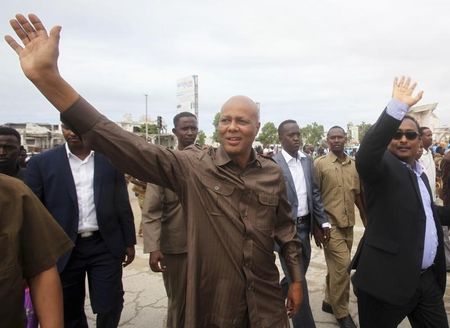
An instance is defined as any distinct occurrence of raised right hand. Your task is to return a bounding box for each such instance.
[5,14,61,82]
[392,76,424,107]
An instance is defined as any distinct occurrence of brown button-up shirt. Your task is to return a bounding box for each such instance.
[142,183,187,254]
[0,174,73,327]
[314,152,360,228]
[62,97,302,328]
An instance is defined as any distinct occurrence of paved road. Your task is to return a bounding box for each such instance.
[83,189,450,327]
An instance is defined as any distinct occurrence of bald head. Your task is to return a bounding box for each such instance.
[218,95,261,168]
[221,95,260,122]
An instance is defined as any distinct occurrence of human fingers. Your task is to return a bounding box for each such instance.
[413,90,424,105]
[15,14,38,40]
[404,76,411,89]
[28,13,48,37]
[4,35,23,55]
[9,18,30,46]
[409,81,417,94]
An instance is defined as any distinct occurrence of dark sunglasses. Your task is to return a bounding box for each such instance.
[392,131,419,140]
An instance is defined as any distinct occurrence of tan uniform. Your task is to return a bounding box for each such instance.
[314,152,360,318]
[0,174,73,327]
[62,97,302,328]
[142,183,187,328]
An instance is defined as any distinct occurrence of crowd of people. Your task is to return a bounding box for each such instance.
[3,13,450,328]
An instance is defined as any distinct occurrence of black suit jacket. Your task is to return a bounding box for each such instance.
[352,109,448,306]
[26,145,136,272]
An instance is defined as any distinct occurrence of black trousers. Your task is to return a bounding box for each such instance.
[60,233,124,328]
[280,220,316,328]
[357,268,448,328]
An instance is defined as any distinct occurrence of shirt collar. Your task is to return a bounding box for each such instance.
[328,151,350,164]
[281,149,306,163]
[401,159,424,176]
[65,143,94,160]
[214,146,261,168]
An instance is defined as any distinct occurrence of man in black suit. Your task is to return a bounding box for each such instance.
[26,124,136,327]
[352,77,449,327]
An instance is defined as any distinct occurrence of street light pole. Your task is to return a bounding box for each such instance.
[145,94,148,141]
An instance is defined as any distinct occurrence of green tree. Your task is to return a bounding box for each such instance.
[212,112,221,143]
[197,130,207,147]
[257,122,278,148]
[138,123,159,135]
[300,122,324,146]
[358,122,372,142]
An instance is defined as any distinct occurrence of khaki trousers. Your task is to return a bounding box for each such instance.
[323,226,353,319]
[162,253,187,328]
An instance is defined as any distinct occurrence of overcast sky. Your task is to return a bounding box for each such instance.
[1,0,450,135]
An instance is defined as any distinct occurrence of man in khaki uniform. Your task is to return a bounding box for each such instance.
[142,112,198,327]
[314,126,367,328]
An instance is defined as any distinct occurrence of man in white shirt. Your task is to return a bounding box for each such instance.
[26,125,136,327]
[273,120,331,328]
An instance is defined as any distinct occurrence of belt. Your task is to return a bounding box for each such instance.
[78,231,99,238]
[296,215,309,224]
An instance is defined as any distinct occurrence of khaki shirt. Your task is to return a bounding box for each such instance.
[0,174,73,327]
[314,152,360,228]
[142,183,187,254]
[63,97,302,328]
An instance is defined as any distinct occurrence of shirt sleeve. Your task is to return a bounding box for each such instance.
[61,97,190,197]
[386,98,409,120]
[274,177,303,282]
[142,183,164,253]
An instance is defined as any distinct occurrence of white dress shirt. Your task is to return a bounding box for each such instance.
[281,149,309,217]
[65,143,98,233]
[419,148,436,201]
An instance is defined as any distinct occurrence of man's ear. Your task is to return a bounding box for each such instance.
[256,122,261,134]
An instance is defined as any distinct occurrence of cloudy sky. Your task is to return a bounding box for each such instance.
[1,0,449,135]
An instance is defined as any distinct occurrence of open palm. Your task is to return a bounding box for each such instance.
[392,76,423,107]
[5,14,61,81]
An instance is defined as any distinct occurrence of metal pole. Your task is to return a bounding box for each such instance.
[145,94,148,141]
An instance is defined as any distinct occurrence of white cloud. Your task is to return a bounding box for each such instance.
[1,0,450,134]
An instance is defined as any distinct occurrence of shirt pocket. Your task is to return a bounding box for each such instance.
[254,192,279,231]
[198,175,235,216]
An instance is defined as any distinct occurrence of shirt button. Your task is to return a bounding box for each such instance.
[214,186,220,191]
[247,285,253,291]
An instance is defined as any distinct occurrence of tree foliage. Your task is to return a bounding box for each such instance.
[138,123,159,135]
[300,122,324,146]
[197,130,207,146]
[212,112,221,143]
[257,122,278,147]
[358,122,372,143]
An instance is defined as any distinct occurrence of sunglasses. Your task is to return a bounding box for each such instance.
[392,131,419,140]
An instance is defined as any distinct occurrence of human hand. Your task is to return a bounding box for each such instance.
[123,246,135,267]
[392,76,423,107]
[5,14,61,82]
[286,281,303,318]
[313,225,325,248]
[149,250,166,272]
